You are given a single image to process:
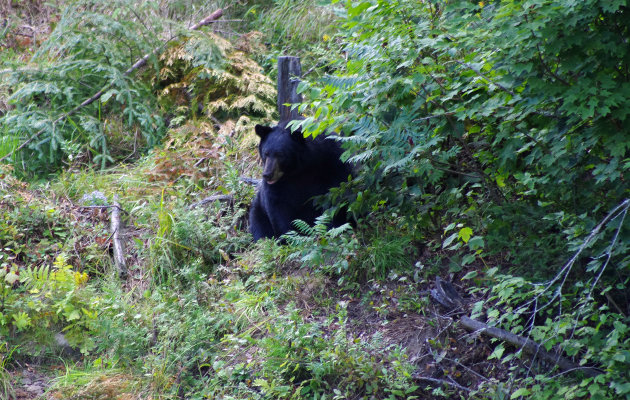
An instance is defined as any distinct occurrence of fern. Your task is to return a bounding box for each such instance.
[327,222,353,238]
[283,213,358,282]
[158,33,276,127]
[19,265,51,291]
[290,218,317,237]
[19,255,85,293]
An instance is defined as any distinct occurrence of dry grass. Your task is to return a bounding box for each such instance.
[49,372,144,400]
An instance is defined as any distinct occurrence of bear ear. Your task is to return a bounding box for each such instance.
[255,125,273,139]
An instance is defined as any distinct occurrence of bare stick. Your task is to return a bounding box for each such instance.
[460,317,601,378]
[0,9,224,163]
[413,376,471,393]
[110,195,128,279]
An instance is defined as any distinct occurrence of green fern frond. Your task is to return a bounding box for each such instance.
[19,265,51,291]
[327,223,353,238]
[291,219,316,236]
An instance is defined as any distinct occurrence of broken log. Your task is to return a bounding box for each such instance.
[240,176,261,186]
[110,195,128,279]
[188,194,234,209]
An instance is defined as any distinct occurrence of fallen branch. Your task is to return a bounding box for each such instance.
[460,317,601,378]
[413,375,471,393]
[188,194,234,209]
[77,204,129,215]
[0,9,224,163]
[110,195,128,279]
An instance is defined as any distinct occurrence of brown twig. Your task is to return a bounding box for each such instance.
[0,9,224,164]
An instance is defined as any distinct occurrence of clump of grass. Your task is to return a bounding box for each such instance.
[50,368,143,400]
[0,343,16,400]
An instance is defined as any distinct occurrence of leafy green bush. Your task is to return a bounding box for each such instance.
[298,0,629,270]
[294,0,629,398]
[0,190,69,268]
[156,32,276,127]
[207,303,419,400]
[284,214,359,283]
[1,255,100,355]
[285,213,421,285]
[472,199,630,400]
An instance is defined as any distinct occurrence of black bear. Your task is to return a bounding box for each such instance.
[249,123,352,241]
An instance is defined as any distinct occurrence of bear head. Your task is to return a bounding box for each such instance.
[255,124,306,185]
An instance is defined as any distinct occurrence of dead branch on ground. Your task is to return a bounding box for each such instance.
[460,316,601,378]
[110,195,128,279]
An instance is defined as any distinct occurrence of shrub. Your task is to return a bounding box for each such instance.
[0,0,171,175]
[296,1,629,398]
[1,255,100,356]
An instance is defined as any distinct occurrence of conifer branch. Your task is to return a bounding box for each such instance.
[0,9,224,163]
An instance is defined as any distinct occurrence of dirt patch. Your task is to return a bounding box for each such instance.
[0,0,58,54]
[10,365,55,400]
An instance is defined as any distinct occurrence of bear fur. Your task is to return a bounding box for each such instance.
[249,123,352,241]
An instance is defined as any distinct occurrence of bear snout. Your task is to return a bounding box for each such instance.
[262,157,284,184]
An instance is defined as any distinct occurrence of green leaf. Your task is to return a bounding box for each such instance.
[488,343,505,360]
[100,89,117,103]
[612,381,630,395]
[511,388,531,398]
[458,227,473,243]
[13,312,32,331]
[462,271,478,280]
[462,254,476,265]
[347,1,371,18]
[442,232,458,248]
[67,309,81,321]
[467,236,485,251]
[5,271,19,284]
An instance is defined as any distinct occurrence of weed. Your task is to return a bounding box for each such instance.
[1,254,100,357]
[0,343,16,400]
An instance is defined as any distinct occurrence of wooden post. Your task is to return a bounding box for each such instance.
[277,56,302,123]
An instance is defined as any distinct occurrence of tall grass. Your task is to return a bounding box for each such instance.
[0,130,19,162]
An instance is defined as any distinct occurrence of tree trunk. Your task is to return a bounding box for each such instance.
[277,56,302,123]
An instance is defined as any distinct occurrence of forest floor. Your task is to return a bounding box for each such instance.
[0,159,506,399]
